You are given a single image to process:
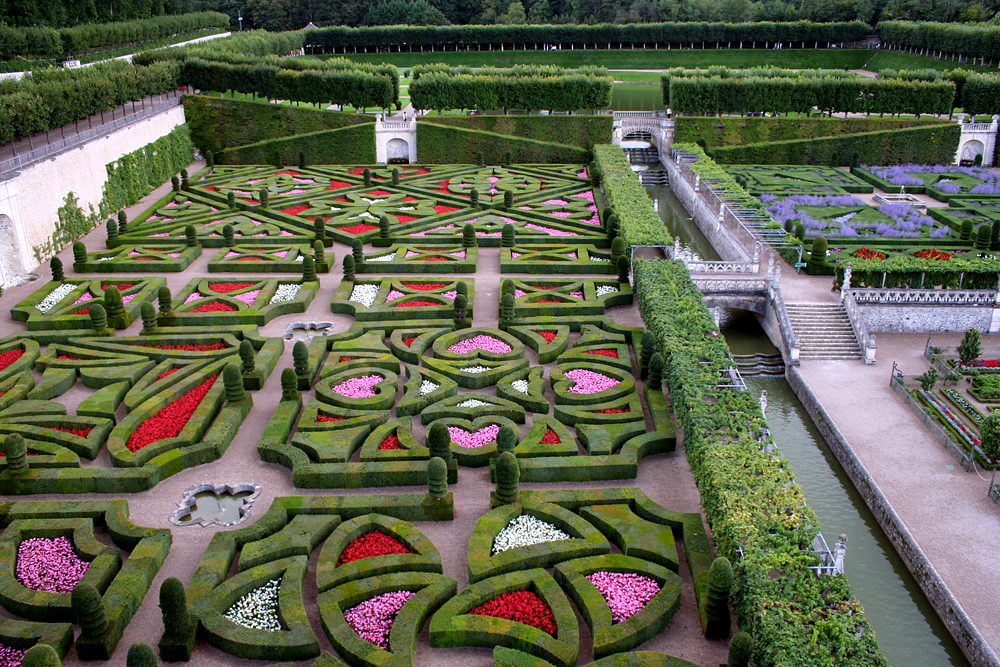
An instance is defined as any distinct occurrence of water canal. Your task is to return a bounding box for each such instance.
[646,178,969,667]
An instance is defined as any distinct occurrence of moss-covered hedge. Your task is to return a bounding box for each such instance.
[419,115,612,150]
[592,145,671,247]
[183,94,371,156]
[417,123,588,165]
[218,124,376,166]
[675,116,952,148]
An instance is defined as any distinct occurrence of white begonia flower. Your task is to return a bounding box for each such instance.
[349,284,379,308]
[36,284,77,313]
[492,515,570,555]
[511,379,530,394]
[224,578,282,631]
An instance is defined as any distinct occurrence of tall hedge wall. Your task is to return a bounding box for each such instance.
[592,144,670,247]
[418,115,612,149]
[416,122,587,164]
[103,123,194,215]
[877,21,1000,60]
[409,72,612,113]
[674,116,947,148]
[183,94,371,156]
[707,122,960,165]
[217,124,376,165]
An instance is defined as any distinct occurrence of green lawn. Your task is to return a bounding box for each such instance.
[864,49,1000,74]
[610,71,664,83]
[319,48,872,70]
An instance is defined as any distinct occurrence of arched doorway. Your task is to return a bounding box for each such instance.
[960,139,985,164]
[387,139,409,164]
[0,214,24,287]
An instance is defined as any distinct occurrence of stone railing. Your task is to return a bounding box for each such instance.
[849,288,999,306]
[842,289,878,364]
[962,123,995,133]
[684,259,758,274]
[766,276,801,365]
[690,277,767,295]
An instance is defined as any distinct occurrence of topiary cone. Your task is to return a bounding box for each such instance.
[961,219,974,241]
[4,433,28,474]
[363,168,372,186]
[462,223,477,248]
[52,255,65,281]
[73,583,108,637]
[281,368,300,401]
[314,217,326,240]
[808,236,828,273]
[71,243,85,266]
[975,223,992,249]
[351,239,365,265]
[617,255,630,283]
[117,210,128,234]
[140,302,157,332]
[500,293,515,321]
[239,339,255,373]
[501,223,515,248]
[302,256,317,283]
[343,254,356,281]
[496,425,517,454]
[159,577,191,637]
[106,219,119,248]
[391,168,400,185]
[126,642,157,667]
[158,286,172,314]
[704,556,733,639]
[647,352,664,390]
[185,224,198,247]
[470,188,479,207]
[428,456,448,498]
[21,644,60,667]
[103,286,124,326]
[611,236,626,262]
[222,224,235,247]
[476,151,485,167]
[426,422,452,462]
[495,451,520,504]
[223,363,245,402]
[379,215,391,239]
[293,341,309,377]
[503,190,513,208]
[89,303,108,331]
[639,330,656,379]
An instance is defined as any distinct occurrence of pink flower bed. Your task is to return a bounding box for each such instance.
[577,169,588,178]
[184,292,202,304]
[448,335,512,355]
[564,369,619,394]
[448,424,500,448]
[0,643,26,667]
[232,290,260,306]
[409,224,455,237]
[573,191,595,202]
[344,591,415,649]
[543,199,570,206]
[586,571,660,623]
[16,536,89,593]
[385,290,405,302]
[524,224,578,237]
[332,375,384,398]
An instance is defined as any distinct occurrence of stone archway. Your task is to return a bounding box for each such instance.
[960,139,985,163]
[387,139,410,164]
[0,214,23,287]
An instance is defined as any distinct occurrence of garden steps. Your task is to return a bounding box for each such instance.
[785,303,862,360]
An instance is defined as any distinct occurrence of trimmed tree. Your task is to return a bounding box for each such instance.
[73,583,108,638]
[728,632,753,667]
[222,224,235,247]
[104,286,125,328]
[3,433,28,474]
[639,330,656,379]
[158,286,172,314]
[958,328,981,366]
[343,254,356,281]
[647,352,664,390]
[106,219,119,248]
[426,422,452,462]
[223,363,245,402]
[89,303,108,331]
[495,451,520,504]
[463,223,477,248]
[501,223,515,248]
[808,236,828,273]
[21,645,60,667]
[140,302,157,332]
[185,224,198,248]
[703,556,733,639]
[55,254,67,278]
[302,256,317,283]
[239,339,255,374]
[281,368,300,401]
[126,642,157,667]
[428,456,449,498]
[496,425,517,455]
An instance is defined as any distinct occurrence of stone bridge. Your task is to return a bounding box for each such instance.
[609,112,675,163]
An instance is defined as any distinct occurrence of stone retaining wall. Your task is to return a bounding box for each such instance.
[858,303,998,334]
[788,366,1000,667]
[662,158,750,262]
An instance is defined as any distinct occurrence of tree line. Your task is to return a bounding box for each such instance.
[302,20,873,50]
[0,12,230,61]
[0,60,181,144]
[409,69,612,111]
[662,68,957,115]
[876,67,1000,115]
[877,21,1000,62]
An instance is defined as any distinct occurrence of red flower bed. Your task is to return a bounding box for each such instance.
[540,427,561,444]
[241,199,259,205]
[234,257,263,261]
[433,179,451,193]
[404,283,447,291]
[338,223,379,235]
[327,180,352,190]
[528,285,560,290]
[339,357,358,362]
[393,301,439,307]
[0,349,25,371]
[337,530,412,566]
[317,413,345,422]
[275,170,301,176]
[367,190,392,196]
[204,185,218,191]
[282,204,309,216]
[434,205,460,214]
[535,299,563,304]
[402,196,419,202]
[584,349,619,359]
[157,368,180,380]
[378,433,402,450]
[911,248,953,261]
[852,247,887,260]
[46,426,92,438]
[126,375,218,452]
[209,282,255,293]
[56,356,81,360]
[395,214,419,224]
[135,342,226,351]
[419,257,447,261]
[402,337,417,347]
[596,407,630,414]
[104,283,134,290]
[538,332,557,343]
[468,589,557,637]
[190,302,237,313]
[73,309,90,315]
[969,359,1000,368]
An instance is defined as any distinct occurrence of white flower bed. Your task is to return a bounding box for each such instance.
[463,366,490,374]
[419,380,439,395]
[269,284,301,305]
[224,578,282,631]
[458,399,490,408]
[596,285,619,296]
[511,379,529,394]
[492,515,570,555]
[591,256,611,263]
[368,253,396,262]
[36,284,77,313]
[349,284,379,308]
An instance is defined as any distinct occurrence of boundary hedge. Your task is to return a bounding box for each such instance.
[877,21,1000,61]
[707,122,960,165]
[183,95,370,156]
[418,114,612,149]
[674,116,948,148]
[217,124,376,166]
[409,71,612,113]
[416,123,587,164]
[592,144,670,247]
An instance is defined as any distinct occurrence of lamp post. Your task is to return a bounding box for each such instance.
[237,13,243,31]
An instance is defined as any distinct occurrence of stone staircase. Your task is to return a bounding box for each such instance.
[785,303,862,360]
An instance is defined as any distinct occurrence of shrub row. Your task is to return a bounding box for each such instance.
[633,257,887,665]
[0,60,181,143]
[102,123,193,217]
[877,21,1000,61]
[708,122,960,166]
[834,254,1000,289]
[416,123,588,164]
[674,115,947,147]
[217,123,376,166]
[0,12,229,61]
[409,72,612,113]
[182,95,369,156]
[418,114,612,150]
[664,71,956,115]
[303,21,872,50]
[593,144,670,247]
[133,29,306,63]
